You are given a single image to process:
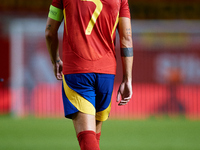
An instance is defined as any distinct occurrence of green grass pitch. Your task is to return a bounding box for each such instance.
[0,116,200,150]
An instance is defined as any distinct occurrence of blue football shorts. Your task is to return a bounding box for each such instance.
[62,73,115,121]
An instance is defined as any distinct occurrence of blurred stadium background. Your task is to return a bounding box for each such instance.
[0,0,200,150]
[0,0,200,119]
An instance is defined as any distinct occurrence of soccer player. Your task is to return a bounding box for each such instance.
[45,0,133,149]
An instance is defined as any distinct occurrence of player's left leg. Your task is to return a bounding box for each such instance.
[73,112,103,149]
[62,73,100,150]
[72,112,100,150]
[72,112,96,135]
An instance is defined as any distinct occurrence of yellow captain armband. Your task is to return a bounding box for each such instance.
[48,5,63,22]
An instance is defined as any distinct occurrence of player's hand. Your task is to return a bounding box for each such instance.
[53,59,63,80]
[116,80,132,106]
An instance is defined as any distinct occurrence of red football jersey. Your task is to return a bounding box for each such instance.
[51,0,130,75]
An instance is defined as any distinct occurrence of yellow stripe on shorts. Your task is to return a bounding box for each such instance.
[63,75,95,116]
[96,101,111,121]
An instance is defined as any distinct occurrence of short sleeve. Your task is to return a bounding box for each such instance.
[51,0,63,10]
[119,0,131,18]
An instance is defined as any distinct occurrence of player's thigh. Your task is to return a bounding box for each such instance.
[72,112,96,135]
[96,120,103,133]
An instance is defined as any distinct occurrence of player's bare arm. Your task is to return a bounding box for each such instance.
[117,17,133,106]
[45,17,63,80]
[45,18,61,63]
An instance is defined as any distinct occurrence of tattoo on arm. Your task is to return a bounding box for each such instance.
[126,28,131,35]
[121,48,133,57]
[47,24,51,30]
